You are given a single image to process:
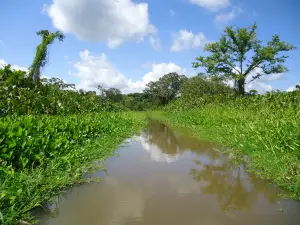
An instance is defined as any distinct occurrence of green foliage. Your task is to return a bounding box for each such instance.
[1,23,298,224]
[144,72,187,105]
[0,28,148,225]
[0,112,146,224]
[122,92,154,111]
[154,89,300,200]
[29,30,65,82]
[167,83,300,113]
[0,66,124,116]
[104,88,123,103]
[0,114,124,170]
[180,75,234,107]
[193,23,296,95]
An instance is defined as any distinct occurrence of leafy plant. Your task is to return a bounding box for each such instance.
[0,112,145,224]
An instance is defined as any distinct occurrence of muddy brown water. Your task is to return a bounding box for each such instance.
[36,120,300,225]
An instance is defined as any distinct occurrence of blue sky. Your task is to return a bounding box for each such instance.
[0,0,299,93]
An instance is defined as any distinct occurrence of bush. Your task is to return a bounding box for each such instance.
[0,113,134,170]
[0,65,124,116]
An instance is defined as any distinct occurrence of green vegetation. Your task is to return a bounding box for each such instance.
[151,91,300,199]
[149,23,299,199]
[1,22,298,224]
[144,72,187,105]
[0,112,145,224]
[192,23,296,95]
[29,30,65,82]
[0,64,128,117]
[0,30,146,224]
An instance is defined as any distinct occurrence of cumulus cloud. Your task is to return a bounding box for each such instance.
[0,59,28,72]
[245,68,283,94]
[214,7,243,28]
[123,62,186,92]
[45,0,156,48]
[149,36,161,51]
[129,62,185,92]
[245,80,273,93]
[72,50,129,90]
[226,79,273,94]
[227,68,283,93]
[189,0,230,11]
[286,84,300,92]
[70,50,186,93]
[171,30,209,52]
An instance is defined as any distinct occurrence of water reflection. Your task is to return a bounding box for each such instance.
[36,120,300,225]
[136,136,180,163]
[138,120,217,161]
[139,120,287,213]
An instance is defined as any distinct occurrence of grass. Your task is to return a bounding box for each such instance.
[0,112,146,225]
[149,105,300,200]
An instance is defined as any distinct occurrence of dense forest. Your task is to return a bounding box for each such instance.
[0,23,299,224]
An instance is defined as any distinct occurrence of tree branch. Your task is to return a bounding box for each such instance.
[223,60,241,74]
[243,59,263,77]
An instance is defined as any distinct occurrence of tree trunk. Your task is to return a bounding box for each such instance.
[237,78,245,95]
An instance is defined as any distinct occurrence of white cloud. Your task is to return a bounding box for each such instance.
[257,73,283,81]
[149,36,161,51]
[245,80,273,93]
[70,50,186,93]
[214,7,243,27]
[124,62,186,93]
[45,0,156,48]
[286,84,300,92]
[169,9,175,16]
[137,136,180,163]
[227,68,283,94]
[0,59,28,72]
[189,0,230,11]
[226,79,273,94]
[72,50,129,90]
[171,30,209,52]
[139,62,185,85]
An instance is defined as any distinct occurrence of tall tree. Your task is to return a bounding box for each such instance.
[192,23,295,95]
[29,30,65,82]
[97,86,123,103]
[144,72,187,105]
[104,88,123,103]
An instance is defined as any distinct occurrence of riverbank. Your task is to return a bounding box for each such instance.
[35,119,300,225]
[0,112,146,225]
[149,107,300,200]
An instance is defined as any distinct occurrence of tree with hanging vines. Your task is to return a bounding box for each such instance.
[29,30,65,82]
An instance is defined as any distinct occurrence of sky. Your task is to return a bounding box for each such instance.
[0,0,299,93]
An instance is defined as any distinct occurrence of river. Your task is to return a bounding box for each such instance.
[36,120,300,225]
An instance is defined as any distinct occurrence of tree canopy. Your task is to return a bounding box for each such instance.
[192,23,296,95]
[144,72,187,105]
